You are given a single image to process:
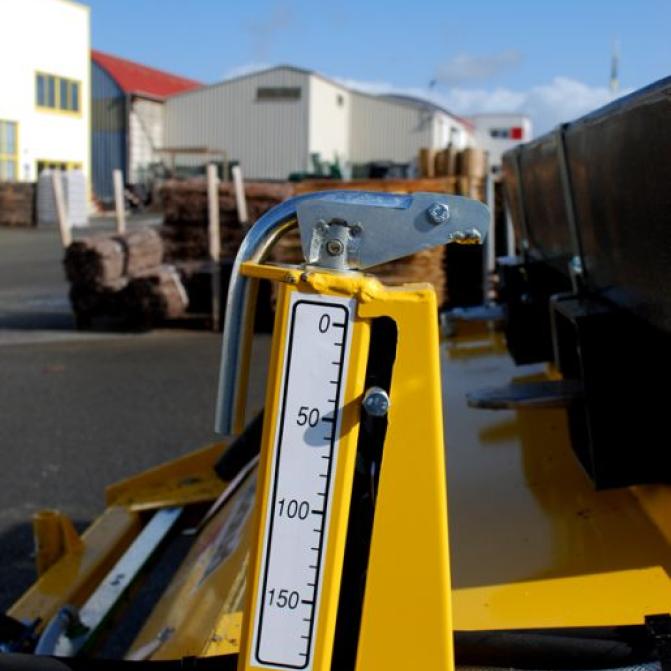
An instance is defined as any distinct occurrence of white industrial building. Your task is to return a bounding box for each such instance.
[164,66,474,180]
[0,0,90,184]
[468,114,533,173]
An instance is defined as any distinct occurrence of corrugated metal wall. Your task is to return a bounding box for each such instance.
[165,68,310,180]
[129,97,163,184]
[349,92,434,163]
[91,61,126,202]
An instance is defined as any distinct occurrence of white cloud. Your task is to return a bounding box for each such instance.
[438,77,623,135]
[331,74,621,137]
[221,64,622,137]
[436,50,524,85]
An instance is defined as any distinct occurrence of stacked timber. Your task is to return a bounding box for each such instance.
[160,179,293,261]
[159,179,293,326]
[418,146,488,202]
[0,183,36,228]
[64,228,188,329]
[64,229,163,285]
[124,266,189,326]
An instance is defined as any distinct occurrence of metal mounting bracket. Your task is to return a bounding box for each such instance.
[297,192,489,271]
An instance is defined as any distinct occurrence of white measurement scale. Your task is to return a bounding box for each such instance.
[250,291,355,670]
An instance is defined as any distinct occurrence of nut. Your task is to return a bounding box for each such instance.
[427,202,450,225]
[325,239,344,256]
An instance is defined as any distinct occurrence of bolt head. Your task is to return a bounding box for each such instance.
[325,239,344,256]
[427,202,450,225]
[362,387,390,417]
[466,228,483,243]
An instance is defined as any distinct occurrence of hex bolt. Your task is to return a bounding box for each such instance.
[362,386,391,417]
[570,255,584,275]
[325,239,344,256]
[427,202,450,225]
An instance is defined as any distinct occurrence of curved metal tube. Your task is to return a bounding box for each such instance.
[216,190,394,435]
[34,605,78,656]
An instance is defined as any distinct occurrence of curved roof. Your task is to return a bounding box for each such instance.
[379,93,474,129]
[91,50,201,99]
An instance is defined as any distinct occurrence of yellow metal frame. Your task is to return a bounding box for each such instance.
[10,253,671,665]
[237,262,454,671]
[35,71,82,117]
[444,330,671,631]
[8,506,139,627]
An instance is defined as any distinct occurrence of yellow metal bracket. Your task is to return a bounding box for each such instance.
[237,262,454,671]
[33,510,83,576]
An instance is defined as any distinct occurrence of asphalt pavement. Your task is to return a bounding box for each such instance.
[0,221,268,610]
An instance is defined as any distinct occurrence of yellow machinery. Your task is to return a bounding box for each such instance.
[1,189,671,670]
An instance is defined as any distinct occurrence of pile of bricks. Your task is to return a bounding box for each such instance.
[0,183,36,228]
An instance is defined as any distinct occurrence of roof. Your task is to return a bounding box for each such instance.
[379,94,475,129]
[91,50,202,99]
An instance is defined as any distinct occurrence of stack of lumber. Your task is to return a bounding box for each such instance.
[64,229,163,284]
[123,266,189,326]
[417,146,488,202]
[160,179,293,261]
[294,176,457,195]
[0,183,36,228]
[64,228,188,328]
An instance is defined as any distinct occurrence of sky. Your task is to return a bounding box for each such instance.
[85,0,671,135]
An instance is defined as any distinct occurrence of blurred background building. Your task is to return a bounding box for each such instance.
[0,0,90,185]
[0,0,532,209]
[91,50,200,204]
[164,66,476,181]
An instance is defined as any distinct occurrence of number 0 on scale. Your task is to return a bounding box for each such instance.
[251,292,354,670]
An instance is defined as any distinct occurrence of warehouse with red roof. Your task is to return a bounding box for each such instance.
[91,50,201,202]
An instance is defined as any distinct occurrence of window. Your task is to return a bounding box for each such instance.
[256,86,301,101]
[36,160,82,175]
[489,126,525,140]
[36,72,81,113]
[336,93,345,107]
[0,120,18,181]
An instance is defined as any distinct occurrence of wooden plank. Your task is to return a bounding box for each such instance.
[113,169,126,235]
[207,163,222,331]
[52,170,71,247]
[232,165,248,224]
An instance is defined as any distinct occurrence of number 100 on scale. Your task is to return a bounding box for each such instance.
[252,294,354,670]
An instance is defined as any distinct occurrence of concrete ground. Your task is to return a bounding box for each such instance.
[0,220,268,611]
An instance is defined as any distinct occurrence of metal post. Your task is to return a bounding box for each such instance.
[207,163,222,331]
[555,124,586,292]
[113,169,126,235]
[505,203,516,257]
[483,172,496,302]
